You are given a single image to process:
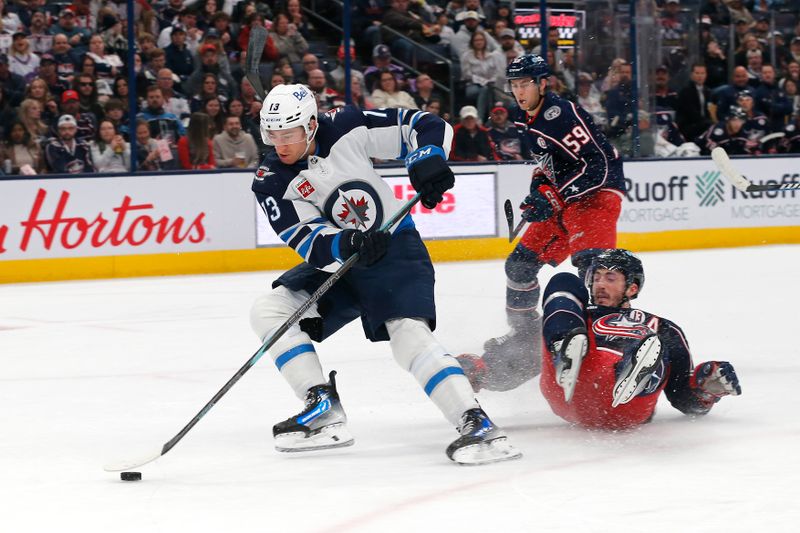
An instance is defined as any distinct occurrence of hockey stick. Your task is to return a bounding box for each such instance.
[245,23,269,101]
[711,147,800,192]
[104,193,422,472]
[503,199,526,242]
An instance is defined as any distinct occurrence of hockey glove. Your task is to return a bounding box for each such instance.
[338,229,392,266]
[406,145,455,209]
[691,361,742,404]
[520,175,565,223]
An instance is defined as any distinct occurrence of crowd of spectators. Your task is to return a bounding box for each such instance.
[6,0,800,175]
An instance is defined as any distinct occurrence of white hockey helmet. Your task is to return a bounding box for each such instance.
[259,83,318,146]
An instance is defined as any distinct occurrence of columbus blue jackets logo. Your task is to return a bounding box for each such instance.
[324,182,383,231]
[592,313,654,340]
[544,106,561,120]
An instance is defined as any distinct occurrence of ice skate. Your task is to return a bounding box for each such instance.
[612,334,663,408]
[479,310,542,391]
[446,408,522,465]
[273,370,354,452]
[551,327,589,402]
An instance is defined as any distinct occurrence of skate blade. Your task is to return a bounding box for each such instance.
[450,437,523,466]
[275,423,355,453]
[612,336,662,408]
[559,334,588,403]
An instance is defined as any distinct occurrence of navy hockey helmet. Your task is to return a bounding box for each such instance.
[726,106,747,121]
[506,54,551,81]
[585,248,645,301]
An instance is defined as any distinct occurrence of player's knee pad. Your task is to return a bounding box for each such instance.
[386,318,446,372]
[249,286,321,342]
[505,246,543,286]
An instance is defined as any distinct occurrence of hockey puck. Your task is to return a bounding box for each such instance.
[120,471,142,481]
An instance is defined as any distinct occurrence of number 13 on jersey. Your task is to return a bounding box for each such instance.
[562,125,591,153]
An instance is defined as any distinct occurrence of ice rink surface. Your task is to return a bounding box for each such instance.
[2,246,799,532]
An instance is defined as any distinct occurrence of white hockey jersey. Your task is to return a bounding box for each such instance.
[251,105,453,272]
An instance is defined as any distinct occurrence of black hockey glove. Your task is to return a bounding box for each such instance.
[338,229,392,266]
[406,145,455,209]
[520,175,565,223]
[691,361,742,405]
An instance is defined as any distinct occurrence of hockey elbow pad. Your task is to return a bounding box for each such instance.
[406,145,455,209]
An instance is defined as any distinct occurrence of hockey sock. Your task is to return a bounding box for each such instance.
[542,273,589,348]
[269,326,326,399]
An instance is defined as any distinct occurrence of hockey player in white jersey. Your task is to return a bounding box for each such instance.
[249,84,520,465]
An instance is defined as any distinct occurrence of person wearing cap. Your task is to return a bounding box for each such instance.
[58,88,97,143]
[497,27,524,60]
[164,25,195,81]
[654,65,678,111]
[697,105,751,155]
[48,8,91,55]
[270,12,309,65]
[744,48,764,83]
[486,103,523,160]
[0,54,26,106]
[8,33,40,83]
[363,45,406,92]
[185,41,237,102]
[44,114,95,174]
[451,105,496,161]
[451,9,498,61]
[158,8,203,52]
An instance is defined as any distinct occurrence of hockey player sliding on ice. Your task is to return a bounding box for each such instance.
[249,84,520,465]
[541,249,741,429]
[459,54,625,393]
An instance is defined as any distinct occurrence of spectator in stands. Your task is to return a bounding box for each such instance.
[25,78,59,126]
[203,96,225,136]
[45,114,95,174]
[37,56,69,102]
[197,0,221,32]
[371,69,416,109]
[726,0,754,27]
[50,34,79,84]
[329,43,363,94]
[285,0,312,40]
[486,103,523,161]
[452,105,496,161]
[103,98,129,140]
[307,68,341,112]
[789,37,800,65]
[710,66,750,121]
[209,12,236,56]
[770,31,791,73]
[700,0,730,27]
[49,8,91,56]
[74,73,105,121]
[9,33,40,83]
[157,68,190,123]
[226,98,245,121]
[79,55,97,80]
[605,61,635,139]
[112,76,131,113]
[381,0,442,64]
[59,89,96,143]
[19,98,50,144]
[755,64,792,130]
[654,65,679,111]
[783,78,800,119]
[451,10,498,61]
[1,120,45,174]
[533,27,566,67]
[676,64,712,142]
[600,57,627,92]
[213,114,258,168]
[0,0,22,35]
[186,43,237,101]
[237,12,279,65]
[164,26,195,82]
[737,89,770,145]
[87,34,122,80]
[412,73,443,111]
[461,30,506,121]
[0,54,25,106]
[745,49,763,84]
[497,28,524,63]
[347,76,374,109]
[27,11,52,56]
[297,53,323,85]
[271,12,309,66]
[138,86,186,147]
[103,14,128,58]
[575,72,606,129]
[240,77,260,115]
[274,57,296,83]
[90,119,129,173]
[178,112,216,170]
[704,40,728,89]
[363,44,405,92]
[0,88,13,140]
[138,33,159,60]
[191,73,229,112]
[135,118,163,171]
[492,1,515,29]
[159,9,203,53]
[141,49,166,87]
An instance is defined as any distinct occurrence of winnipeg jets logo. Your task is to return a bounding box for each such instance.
[255,166,273,181]
[592,313,654,340]
[337,191,371,229]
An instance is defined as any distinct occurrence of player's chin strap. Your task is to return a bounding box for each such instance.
[301,118,319,160]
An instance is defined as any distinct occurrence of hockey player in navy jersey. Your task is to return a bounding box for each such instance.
[459,54,625,393]
[540,249,741,429]
[248,84,520,465]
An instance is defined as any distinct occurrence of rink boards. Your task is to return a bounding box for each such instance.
[1,157,799,283]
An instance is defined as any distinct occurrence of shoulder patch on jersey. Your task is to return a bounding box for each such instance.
[537,137,548,149]
[758,118,766,126]
[788,124,796,132]
[713,128,723,136]
[544,105,561,120]
[254,165,273,181]
[295,178,315,198]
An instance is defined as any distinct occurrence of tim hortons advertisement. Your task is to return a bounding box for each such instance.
[0,173,256,260]
[255,171,498,247]
[618,157,800,233]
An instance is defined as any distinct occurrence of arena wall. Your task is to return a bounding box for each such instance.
[1,157,798,283]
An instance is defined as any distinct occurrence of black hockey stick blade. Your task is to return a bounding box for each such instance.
[504,199,526,242]
[104,193,423,473]
[245,24,268,101]
[711,147,800,192]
